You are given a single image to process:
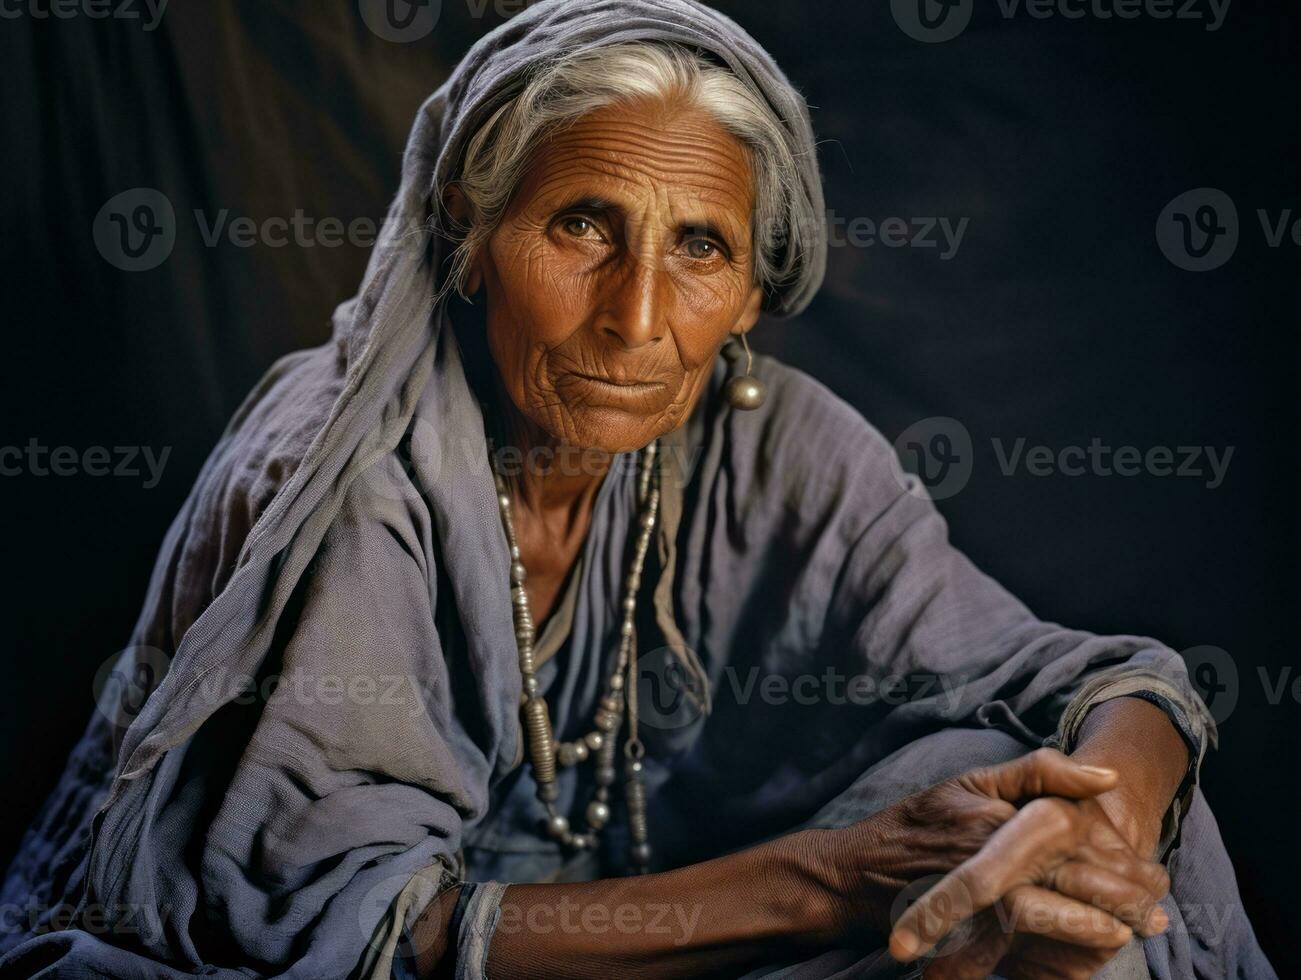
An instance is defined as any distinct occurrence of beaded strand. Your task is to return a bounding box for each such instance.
[489,438,660,872]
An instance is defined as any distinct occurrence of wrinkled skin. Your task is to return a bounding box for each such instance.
[862,749,1172,979]
[444,94,763,625]
[451,95,764,454]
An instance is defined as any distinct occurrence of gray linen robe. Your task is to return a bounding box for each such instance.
[0,1,1274,977]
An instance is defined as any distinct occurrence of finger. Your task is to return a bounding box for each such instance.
[963,748,1119,805]
[890,870,980,965]
[1000,884,1135,949]
[1046,861,1170,937]
[996,933,1119,980]
[1073,839,1171,900]
[918,909,1012,980]
[891,799,1082,962]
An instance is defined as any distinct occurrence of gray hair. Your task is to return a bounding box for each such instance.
[437,40,804,305]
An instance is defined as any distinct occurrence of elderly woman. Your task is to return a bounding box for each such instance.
[0,1,1274,979]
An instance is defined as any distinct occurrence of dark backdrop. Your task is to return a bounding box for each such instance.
[1,0,1295,972]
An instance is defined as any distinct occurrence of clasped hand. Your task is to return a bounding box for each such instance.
[819,748,1170,980]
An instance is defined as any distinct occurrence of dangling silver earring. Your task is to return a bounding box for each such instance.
[724,329,766,410]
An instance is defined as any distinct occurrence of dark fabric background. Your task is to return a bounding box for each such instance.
[1,0,1294,971]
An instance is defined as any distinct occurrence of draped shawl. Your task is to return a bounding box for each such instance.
[0,1,1226,978]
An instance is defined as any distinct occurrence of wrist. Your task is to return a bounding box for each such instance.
[757,829,840,948]
[777,821,903,949]
[1069,742,1162,853]
[1082,779,1162,856]
[1071,698,1189,857]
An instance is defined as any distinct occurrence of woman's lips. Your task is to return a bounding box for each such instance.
[573,371,661,388]
[556,371,674,411]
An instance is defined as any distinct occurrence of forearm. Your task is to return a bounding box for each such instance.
[1069,696,1190,857]
[411,829,840,980]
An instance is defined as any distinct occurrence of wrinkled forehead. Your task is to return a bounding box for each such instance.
[507,99,756,232]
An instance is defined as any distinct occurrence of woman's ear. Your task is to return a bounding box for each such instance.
[731,283,763,337]
[442,183,471,226]
[441,184,484,296]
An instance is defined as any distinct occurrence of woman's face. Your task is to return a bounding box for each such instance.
[459,97,764,453]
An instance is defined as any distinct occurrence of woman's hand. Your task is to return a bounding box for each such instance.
[415,747,1169,979]
[921,698,1190,979]
[806,749,1169,968]
[909,793,1172,979]
[876,751,1170,978]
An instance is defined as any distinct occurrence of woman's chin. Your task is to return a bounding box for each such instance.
[544,386,681,454]
[549,409,674,457]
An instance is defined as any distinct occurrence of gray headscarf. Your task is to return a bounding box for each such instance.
[112,0,828,798]
[2,3,1229,978]
[0,2,826,976]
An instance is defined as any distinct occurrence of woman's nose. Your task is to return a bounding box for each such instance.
[597,255,667,351]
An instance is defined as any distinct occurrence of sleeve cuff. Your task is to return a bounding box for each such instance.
[1044,665,1216,862]
[451,881,509,980]
[389,879,509,980]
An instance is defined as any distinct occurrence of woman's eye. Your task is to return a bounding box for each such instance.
[561,216,596,237]
[684,238,721,260]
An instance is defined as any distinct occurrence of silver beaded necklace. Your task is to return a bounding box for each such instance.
[488,436,660,874]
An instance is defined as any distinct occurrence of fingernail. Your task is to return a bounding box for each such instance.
[1079,765,1117,777]
[891,928,920,960]
[1149,907,1169,931]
